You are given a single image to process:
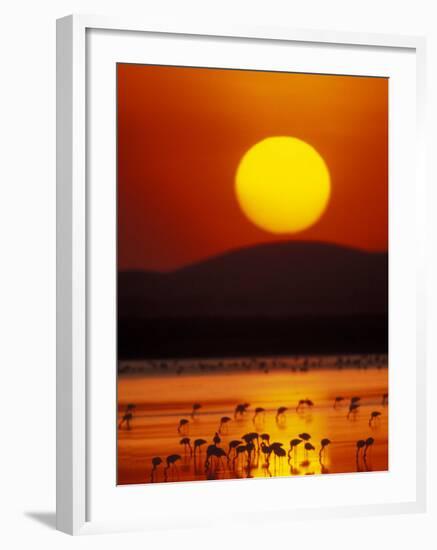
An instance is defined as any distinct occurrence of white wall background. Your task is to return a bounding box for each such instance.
[0,0,435,547]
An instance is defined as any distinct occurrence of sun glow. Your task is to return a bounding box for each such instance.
[235,136,331,234]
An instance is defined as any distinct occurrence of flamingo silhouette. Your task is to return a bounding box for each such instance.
[234,403,250,419]
[118,412,133,430]
[164,454,181,481]
[319,438,331,461]
[234,444,247,467]
[333,396,345,409]
[276,406,288,422]
[218,416,232,434]
[298,432,311,442]
[272,445,286,460]
[288,438,302,461]
[150,456,162,482]
[205,445,227,471]
[260,433,270,445]
[363,437,374,469]
[242,432,259,451]
[304,442,315,459]
[368,411,382,427]
[260,442,272,465]
[347,403,360,419]
[297,399,314,412]
[191,403,202,418]
[227,439,242,459]
[252,407,265,424]
[193,438,207,455]
[179,437,193,456]
[213,432,221,446]
[355,439,366,470]
[177,418,189,434]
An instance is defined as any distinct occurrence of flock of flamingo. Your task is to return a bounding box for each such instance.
[118,391,388,483]
[119,353,387,376]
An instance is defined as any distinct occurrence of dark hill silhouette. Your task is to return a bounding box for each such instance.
[119,242,387,318]
[118,242,388,358]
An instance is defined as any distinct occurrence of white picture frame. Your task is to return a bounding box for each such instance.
[56,14,427,535]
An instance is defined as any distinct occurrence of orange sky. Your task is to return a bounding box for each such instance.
[117,64,388,272]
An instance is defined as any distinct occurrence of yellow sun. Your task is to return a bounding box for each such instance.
[235,136,331,234]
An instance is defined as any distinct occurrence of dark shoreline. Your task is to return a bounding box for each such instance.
[118,314,388,360]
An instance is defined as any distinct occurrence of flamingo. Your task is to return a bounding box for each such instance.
[164,454,181,481]
[205,445,227,471]
[118,411,133,430]
[369,411,382,427]
[150,456,162,482]
[304,442,315,458]
[260,442,272,464]
[288,438,302,461]
[218,416,232,434]
[177,418,189,434]
[260,433,270,445]
[179,437,193,456]
[298,432,311,442]
[234,444,247,465]
[252,407,265,423]
[213,432,221,446]
[193,438,207,455]
[297,399,314,412]
[227,439,242,459]
[356,439,366,470]
[234,403,250,419]
[191,403,202,418]
[347,403,360,419]
[363,437,375,465]
[319,438,331,461]
[333,396,345,409]
[276,406,288,422]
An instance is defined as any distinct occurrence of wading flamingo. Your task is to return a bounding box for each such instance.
[333,396,345,409]
[164,454,181,481]
[234,403,250,419]
[150,456,162,482]
[252,407,265,424]
[276,406,288,423]
[193,438,207,455]
[177,418,189,434]
[179,437,193,456]
[319,438,331,462]
[369,411,382,427]
[218,416,232,434]
[191,403,202,418]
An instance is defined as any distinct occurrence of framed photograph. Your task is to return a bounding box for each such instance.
[56,15,427,535]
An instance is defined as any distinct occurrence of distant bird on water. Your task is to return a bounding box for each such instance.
[234,403,250,419]
[150,456,162,482]
[333,396,345,409]
[319,438,331,461]
[193,438,207,455]
[252,407,265,423]
[177,418,189,434]
[369,411,382,427]
[164,454,181,481]
[276,406,288,422]
[179,437,193,456]
[191,403,202,418]
[218,416,232,434]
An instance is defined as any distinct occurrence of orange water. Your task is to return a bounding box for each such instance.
[117,362,388,485]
